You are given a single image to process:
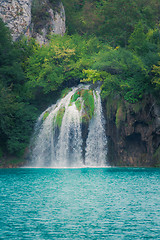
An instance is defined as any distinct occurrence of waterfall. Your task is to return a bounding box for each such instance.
[55,103,83,167]
[85,90,107,166]
[30,86,108,167]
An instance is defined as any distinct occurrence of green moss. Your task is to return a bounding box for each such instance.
[115,101,126,129]
[69,89,95,122]
[82,90,95,120]
[61,88,72,98]
[106,95,123,119]
[82,114,90,123]
[153,146,160,167]
[105,95,127,128]
[106,96,117,119]
[132,102,142,113]
[43,111,49,121]
[55,107,65,128]
[75,99,82,111]
[70,91,80,103]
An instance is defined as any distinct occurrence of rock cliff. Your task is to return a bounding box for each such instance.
[0,0,65,43]
[105,95,160,167]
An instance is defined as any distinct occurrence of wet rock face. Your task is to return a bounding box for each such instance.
[0,0,65,43]
[105,96,160,167]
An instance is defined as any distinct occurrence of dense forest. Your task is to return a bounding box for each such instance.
[0,0,160,165]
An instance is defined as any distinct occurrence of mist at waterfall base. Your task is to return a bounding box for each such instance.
[30,85,107,168]
[0,168,160,239]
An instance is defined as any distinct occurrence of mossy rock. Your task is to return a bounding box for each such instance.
[70,91,80,103]
[61,88,72,98]
[55,106,65,128]
[106,95,120,119]
[81,89,94,120]
[115,103,126,129]
[75,99,82,111]
[69,89,95,123]
[105,95,127,127]
[81,114,91,124]
[43,111,49,121]
[132,102,142,114]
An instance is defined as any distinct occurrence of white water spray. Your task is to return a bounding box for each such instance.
[30,86,108,167]
[85,90,107,166]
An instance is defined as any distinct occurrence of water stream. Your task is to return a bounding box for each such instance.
[30,86,107,167]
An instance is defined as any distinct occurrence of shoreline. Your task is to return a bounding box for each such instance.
[0,160,159,169]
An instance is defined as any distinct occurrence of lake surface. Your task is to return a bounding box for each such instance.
[0,168,160,239]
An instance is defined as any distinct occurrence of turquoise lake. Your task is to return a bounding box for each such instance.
[0,168,160,239]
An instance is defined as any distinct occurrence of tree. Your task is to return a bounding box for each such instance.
[82,47,148,102]
[0,19,25,91]
[0,19,38,157]
[62,0,160,47]
[152,60,160,89]
[25,34,102,97]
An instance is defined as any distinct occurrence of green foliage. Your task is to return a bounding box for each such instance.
[69,89,95,121]
[43,111,49,121]
[128,22,159,66]
[1,0,160,164]
[14,37,39,70]
[25,39,65,96]
[61,88,72,98]
[81,90,94,121]
[70,91,80,103]
[0,18,12,52]
[105,95,120,117]
[82,69,107,84]
[62,0,103,36]
[62,0,160,47]
[0,19,25,91]
[75,99,82,111]
[0,21,39,158]
[105,96,126,128]
[152,60,160,89]
[55,106,65,128]
[26,34,102,98]
[147,27,160,46]
[128,22,148,55]
[6,103,38,155]
[115,102,126,129]
[132,102,143,114]
[83,47,149,103]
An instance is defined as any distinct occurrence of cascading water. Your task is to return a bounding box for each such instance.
[30,86,108,167]
[55,102,83,167]
[85,91,107,166]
